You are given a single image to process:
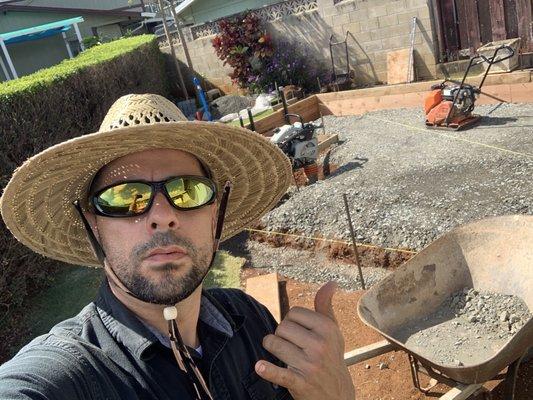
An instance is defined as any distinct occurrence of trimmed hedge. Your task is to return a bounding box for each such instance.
[0,34,170,361]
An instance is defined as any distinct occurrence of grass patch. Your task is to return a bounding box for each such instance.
[226,108,275,127]
[20,251,244,344]
[204,251,244,289]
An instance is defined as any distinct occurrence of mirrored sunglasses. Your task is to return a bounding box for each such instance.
[91,175,216,217]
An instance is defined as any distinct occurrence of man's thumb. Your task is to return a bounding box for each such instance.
[314,281,338,322]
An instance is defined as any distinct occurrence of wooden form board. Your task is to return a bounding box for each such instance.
[387,48,413,85]
[317,81,533,117]
[245,272,284,323]
[316,69,531,102]
[247,95,320,135]
[317,134,339,152]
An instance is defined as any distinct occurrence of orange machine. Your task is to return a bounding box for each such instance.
[424,45,514,131]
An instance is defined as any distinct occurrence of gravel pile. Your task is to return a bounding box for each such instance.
[444,288,530,335]
[245,241,390,290]
[393,288,531,366]
[210,95,254,119]
[261,103,533,251]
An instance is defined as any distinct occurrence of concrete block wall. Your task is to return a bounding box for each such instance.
[162,0,438,94]
[313,0,437,84]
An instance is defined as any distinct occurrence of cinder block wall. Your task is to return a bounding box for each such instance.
[162,0,438,94]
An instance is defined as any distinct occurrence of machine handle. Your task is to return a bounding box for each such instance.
[486,44,515,65]
[285,113,304,125]
[478,44,515,90]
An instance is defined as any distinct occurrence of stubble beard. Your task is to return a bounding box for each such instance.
[105,231,213,305]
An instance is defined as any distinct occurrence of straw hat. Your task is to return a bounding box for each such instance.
[0,94,292,267]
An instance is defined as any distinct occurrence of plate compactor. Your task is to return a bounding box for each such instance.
[270,113,321,184]
[424,44,514,131]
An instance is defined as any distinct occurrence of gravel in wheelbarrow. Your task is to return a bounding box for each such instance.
[392,287,531,367]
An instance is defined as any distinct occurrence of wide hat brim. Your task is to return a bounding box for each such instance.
[0,121,292,267]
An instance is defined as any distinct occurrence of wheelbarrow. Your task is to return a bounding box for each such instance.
[344,215,532,399]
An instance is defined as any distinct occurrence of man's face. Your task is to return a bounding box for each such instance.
[90,149,217,305]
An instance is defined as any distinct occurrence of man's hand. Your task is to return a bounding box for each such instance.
[255,282,355,400]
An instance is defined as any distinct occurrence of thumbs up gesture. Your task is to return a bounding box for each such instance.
[255,282,356,400]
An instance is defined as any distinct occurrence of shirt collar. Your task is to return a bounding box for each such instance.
[95,279,239,359]
[141,293,234,349]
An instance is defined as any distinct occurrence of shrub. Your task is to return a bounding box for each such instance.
[0,34,169,362]
[257,42,329,93]
[82,35,101,49]
[212,12,273,89]
[212,12,327,93]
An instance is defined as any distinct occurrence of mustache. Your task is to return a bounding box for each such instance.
[131,231,197,262]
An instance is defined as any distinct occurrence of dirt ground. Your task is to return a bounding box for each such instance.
[241,268,532,400]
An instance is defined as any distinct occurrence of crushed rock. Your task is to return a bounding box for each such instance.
[392,288,531,366]
[245,241,390,291]
[261,103,533,251]
[210,95,254,119]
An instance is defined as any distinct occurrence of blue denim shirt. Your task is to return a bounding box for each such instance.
[0,280,292,400]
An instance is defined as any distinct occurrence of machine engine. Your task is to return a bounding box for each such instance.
[424,44,514,131]
[270,115,319,169]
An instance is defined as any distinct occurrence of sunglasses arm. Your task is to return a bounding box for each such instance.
[73,200,107,265]
[212,181,232,251]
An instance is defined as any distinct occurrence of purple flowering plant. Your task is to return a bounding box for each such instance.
[212,12,327,93]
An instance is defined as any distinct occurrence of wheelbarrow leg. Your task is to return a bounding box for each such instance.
[502,351,526,400]
[408,354,438,393]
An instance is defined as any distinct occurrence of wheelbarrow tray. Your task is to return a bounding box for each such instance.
[357,215,532,384]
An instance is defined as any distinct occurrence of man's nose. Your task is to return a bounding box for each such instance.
[146,191,180,231]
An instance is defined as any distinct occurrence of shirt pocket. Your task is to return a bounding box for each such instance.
[242,370,292,400]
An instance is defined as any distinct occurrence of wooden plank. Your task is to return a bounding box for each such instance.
[455,0,470,52]
[478,0,494,44]
[387,48,412,85]
[344,340,394,366]
[429,0,446,62]
[516,0,533,52]
[439,384,483,400]
[504,0,519,39]
[440,0,461,60]
[251,96,319,135]
[245,272,283,323]
[489,0,507,41]
[477,84,513,104]
[464,0,481,52]
[510,82,533,103]
[317,134,339,152]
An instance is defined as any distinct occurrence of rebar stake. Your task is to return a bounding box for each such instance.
[342,193,365,290]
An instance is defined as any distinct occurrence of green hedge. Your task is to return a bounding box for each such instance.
[0,34,170,362]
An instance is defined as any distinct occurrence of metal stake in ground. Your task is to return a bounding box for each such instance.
[342,193,365,290]
[247,108,256,131]
[157,0,188,100]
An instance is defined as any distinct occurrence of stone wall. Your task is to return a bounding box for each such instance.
[161,0,438,94]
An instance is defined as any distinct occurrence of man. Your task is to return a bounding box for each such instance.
[0,94,355,399]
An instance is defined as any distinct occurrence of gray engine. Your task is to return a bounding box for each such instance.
[270,118,319,169]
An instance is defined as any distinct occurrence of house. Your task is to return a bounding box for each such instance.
[175,0,283,26]
[0,0,146,81]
